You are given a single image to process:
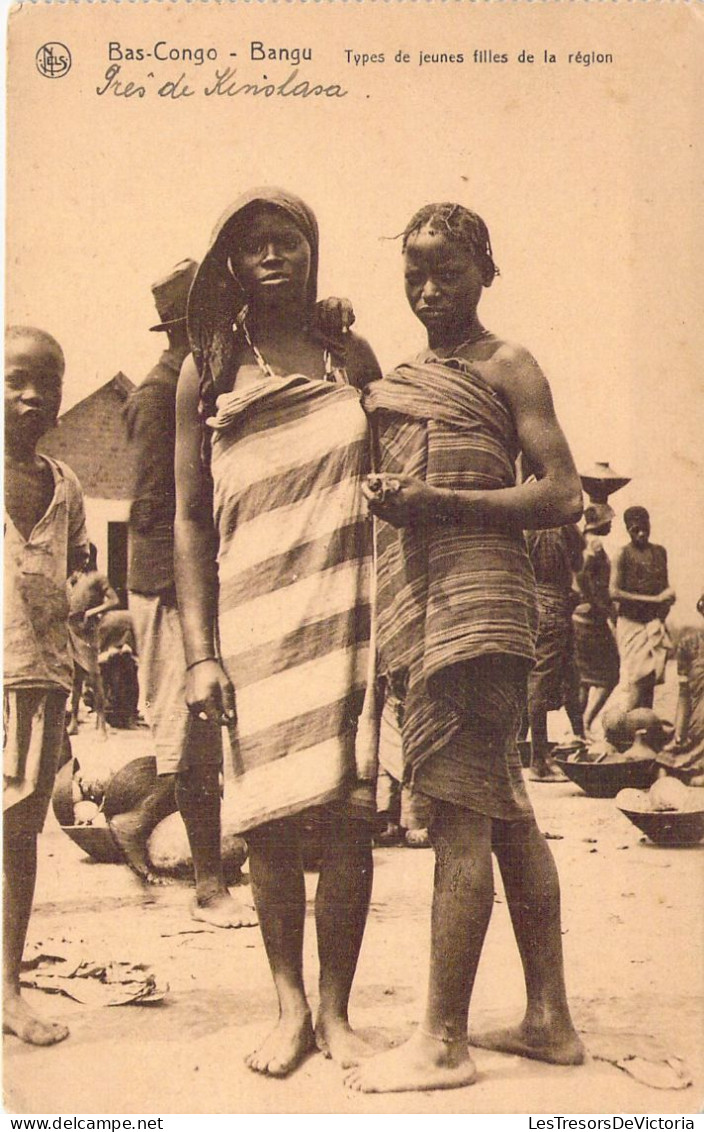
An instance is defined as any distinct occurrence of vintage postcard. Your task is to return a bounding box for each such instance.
[4,0,703,1119]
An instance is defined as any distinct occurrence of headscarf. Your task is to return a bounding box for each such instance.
[187,188,320,437]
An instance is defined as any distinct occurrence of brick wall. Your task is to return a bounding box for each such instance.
[40,374,135,500]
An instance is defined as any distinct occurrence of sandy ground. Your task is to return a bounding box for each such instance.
[4,677,703,1116]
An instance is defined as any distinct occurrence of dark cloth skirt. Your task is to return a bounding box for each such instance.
[411,655,534,823]
[528,588,579,713]
[573,606,620,688]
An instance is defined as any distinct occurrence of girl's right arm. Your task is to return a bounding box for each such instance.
[174,355,235,725]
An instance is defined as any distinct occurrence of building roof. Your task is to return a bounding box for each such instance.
[40,373,136,500]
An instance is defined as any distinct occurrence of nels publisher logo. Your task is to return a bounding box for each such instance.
[36,42,72,79]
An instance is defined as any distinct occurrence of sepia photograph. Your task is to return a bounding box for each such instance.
[3,0,703,1117]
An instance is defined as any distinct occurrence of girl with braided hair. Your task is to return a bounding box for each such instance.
[346,202,585,1093]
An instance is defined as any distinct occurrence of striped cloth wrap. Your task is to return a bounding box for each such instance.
[363,354,538,782]
[208,371,373,833]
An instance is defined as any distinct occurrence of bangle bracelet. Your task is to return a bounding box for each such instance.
[186,656,216,672]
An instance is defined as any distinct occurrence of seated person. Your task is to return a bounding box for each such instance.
[658,592,704,787]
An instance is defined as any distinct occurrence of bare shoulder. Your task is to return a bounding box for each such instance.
[480,338,553,413]
[652,543,668,564]
[344,331,382,389]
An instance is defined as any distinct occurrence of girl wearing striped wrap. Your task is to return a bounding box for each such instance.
[175,189,381,1079]
[346,203,585,1095]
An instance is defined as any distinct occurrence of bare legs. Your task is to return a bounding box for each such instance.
[67,665,107,737]
[315,815,373,1066]
[245,813,373,1077]
[177,755,257,928]
[621,673,656,712]
[471,818,585,1064]
[346,805,490,1093]
[3,828,68,1045]
[111,719,256,926]
[564,670,587,740]
[528,709,565,780]
[109,775,178,883]
[582,683,616,734]
[66,668,83,735]
[346,803,583,1094]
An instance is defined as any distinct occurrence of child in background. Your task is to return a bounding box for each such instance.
[67,542,119,736]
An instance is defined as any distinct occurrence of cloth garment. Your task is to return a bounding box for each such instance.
[129,591,220,775]
[658,627,704,775]
[616,615,671,687]
[526,526,583,713]
[529,583,581,712]
[414,657,533,821]
[4,456,89,695]
[209,372,373,832]
[573,535,620,688]
[189,187,374,834]
[376,691,431,830]
[363,350,538,819]
[525,524,583,592]
[3,689,67,830]
[124,349,183,596]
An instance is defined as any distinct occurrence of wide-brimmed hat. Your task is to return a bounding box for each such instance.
[149,259,199,332]
[579,462,630,503]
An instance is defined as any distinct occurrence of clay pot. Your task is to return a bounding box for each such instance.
[621,729,657,762]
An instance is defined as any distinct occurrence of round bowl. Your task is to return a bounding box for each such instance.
[52,760,124,863]
[616,803,704,847]
[58,823,125,864]
[554,756,658,798]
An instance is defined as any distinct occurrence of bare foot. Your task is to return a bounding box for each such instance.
[245,1014,316,1077]
[315,1014,372,1068]
[108,813,163,884]
[344,1028,476,1093]
[66,719,79,737]
[470,1019,586,1065]
[191,890,258,929]
[4,994,69,1046]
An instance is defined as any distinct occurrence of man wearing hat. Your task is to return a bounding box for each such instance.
[610,506,676,711]
[120,260,257,927]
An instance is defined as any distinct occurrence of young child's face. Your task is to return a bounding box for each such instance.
[5,335,63,450]
[403,225,489,342]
